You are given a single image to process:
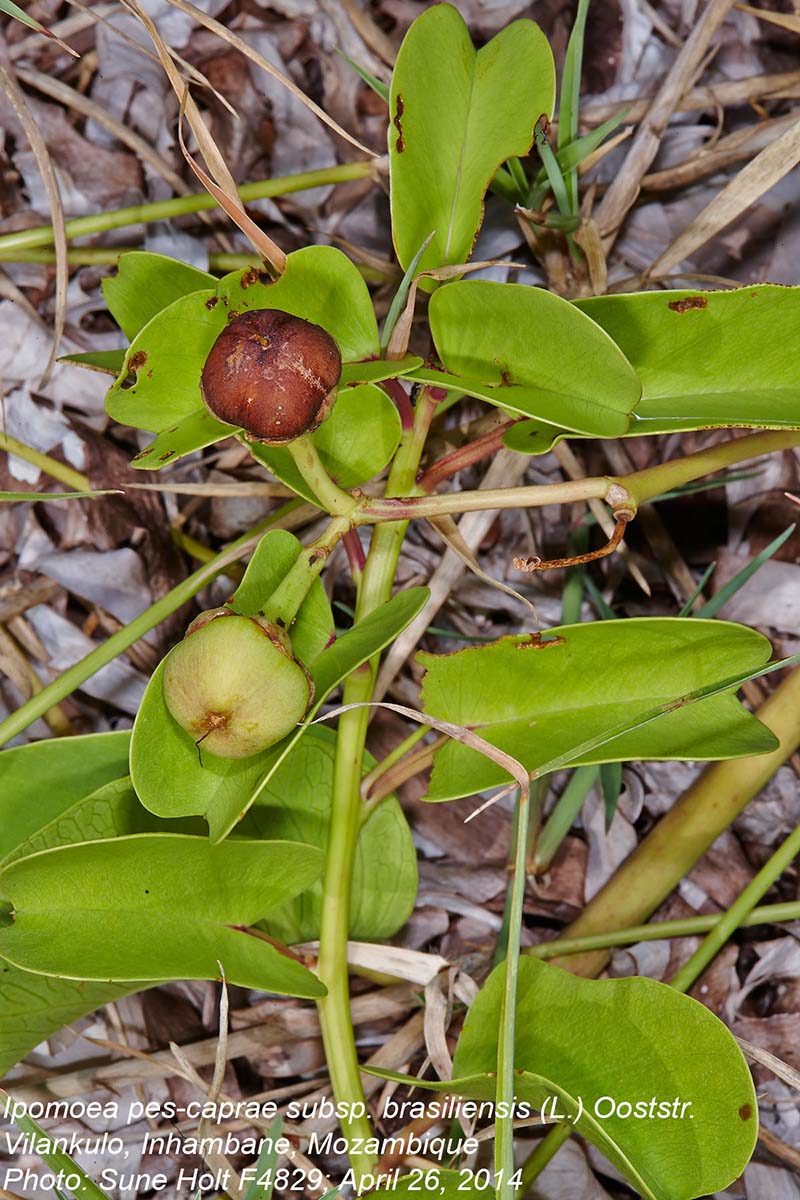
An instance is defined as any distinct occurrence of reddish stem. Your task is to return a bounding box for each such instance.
[381,378,415,430]
[343,528,366,575]
[417,419,519,492]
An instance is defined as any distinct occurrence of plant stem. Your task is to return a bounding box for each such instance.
[0,431,89,492]
[358,476,620,522]
[495,785,533,1200]
[669,819,800,994]
[315,390,437,1183]
[519,1123,572,1193]
[358,430,800,527]
[623,429,800,506]
[533,765,599,873]
[529,900,800,960]
[0,505,303,749]
[287,436,360,518]
[0,162,373,255]
[264,516,351,631]
[543,664,800,977]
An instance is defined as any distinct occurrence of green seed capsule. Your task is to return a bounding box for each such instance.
[163,611,313,759]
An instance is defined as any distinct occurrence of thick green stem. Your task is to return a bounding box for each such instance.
[1,431,89,492]
[519,1123,572,1194]
[623,430,800,506]
[358,430,800,527]
[0,503,305,749]
[315,391,437,1183]
[0,162,373,255]
[529,900,800,960]
[264,517,350,631]
[544,665,800,977]
[670,821,800,994]
[287,436,360,518]
[496,787,532,1200]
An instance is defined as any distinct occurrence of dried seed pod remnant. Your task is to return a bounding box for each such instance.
[200,309,342,444]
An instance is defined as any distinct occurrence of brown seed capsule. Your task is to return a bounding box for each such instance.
[163,609,313,759]
[200,308,342,444]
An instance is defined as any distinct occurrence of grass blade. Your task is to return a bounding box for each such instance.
[693,524,795,619]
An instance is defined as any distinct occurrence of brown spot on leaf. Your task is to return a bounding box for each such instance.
[205,297,219,309]
[514,633,566,650]
[393,94,406,153]
[668,296,707,314]
[738,1104,753,1121]
[240,267,261,288]
[158,450,176,462]
[120,349,147,389]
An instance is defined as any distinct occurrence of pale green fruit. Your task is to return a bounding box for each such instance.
[163,612,313,759]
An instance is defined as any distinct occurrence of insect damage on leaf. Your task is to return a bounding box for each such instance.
[393,94,406,153]
[668,296,707,313]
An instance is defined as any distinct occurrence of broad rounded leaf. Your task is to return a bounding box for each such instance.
[389,5,555,276]
[419,619,777,801]
[454,959,757,1200]
[102,251,216,341]
[0,731,131,863]
[428,281,640,436]
[241,729,417,943]
[576,286,800,434]
[0,835,325,997]
[0,964,134,1081]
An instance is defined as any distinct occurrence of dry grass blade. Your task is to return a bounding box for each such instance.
[0,61,66,385]
[163,0,377,158]
[124,481,293,497]
[65,0,236,115]
[736,1036,800,1091]
[15,66,190,197]
[125,0,286,273]
[315,700,530,805]
[582,70,800,128]
[595,0,736,248]
[648,112,800,278]
[734,3,800,34]
[7,1,115,60]
[642,110,799,192]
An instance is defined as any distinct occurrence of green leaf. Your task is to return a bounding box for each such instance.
[129,409,240,471]
[0,732,131,863]
[106,246,380,434]
[339,355,423,387]
[502,419,566,455]
[1,777,204,869]
[556,0,591,212]
[576,286,800,433]
[419,619,777,801]
[248,384,402,502]
[693,524,796,619]
[0,1092,110,1200]
[370,957,756,1200]
[389,4,555,278]
[230,529,334,663]
[58,349,126,376]
[0,835,325,997]
[103,252,217,341]
[240,729,417,943]
[427,280,640,436]
[130,587,430,841]
[369,1172,478,1200]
